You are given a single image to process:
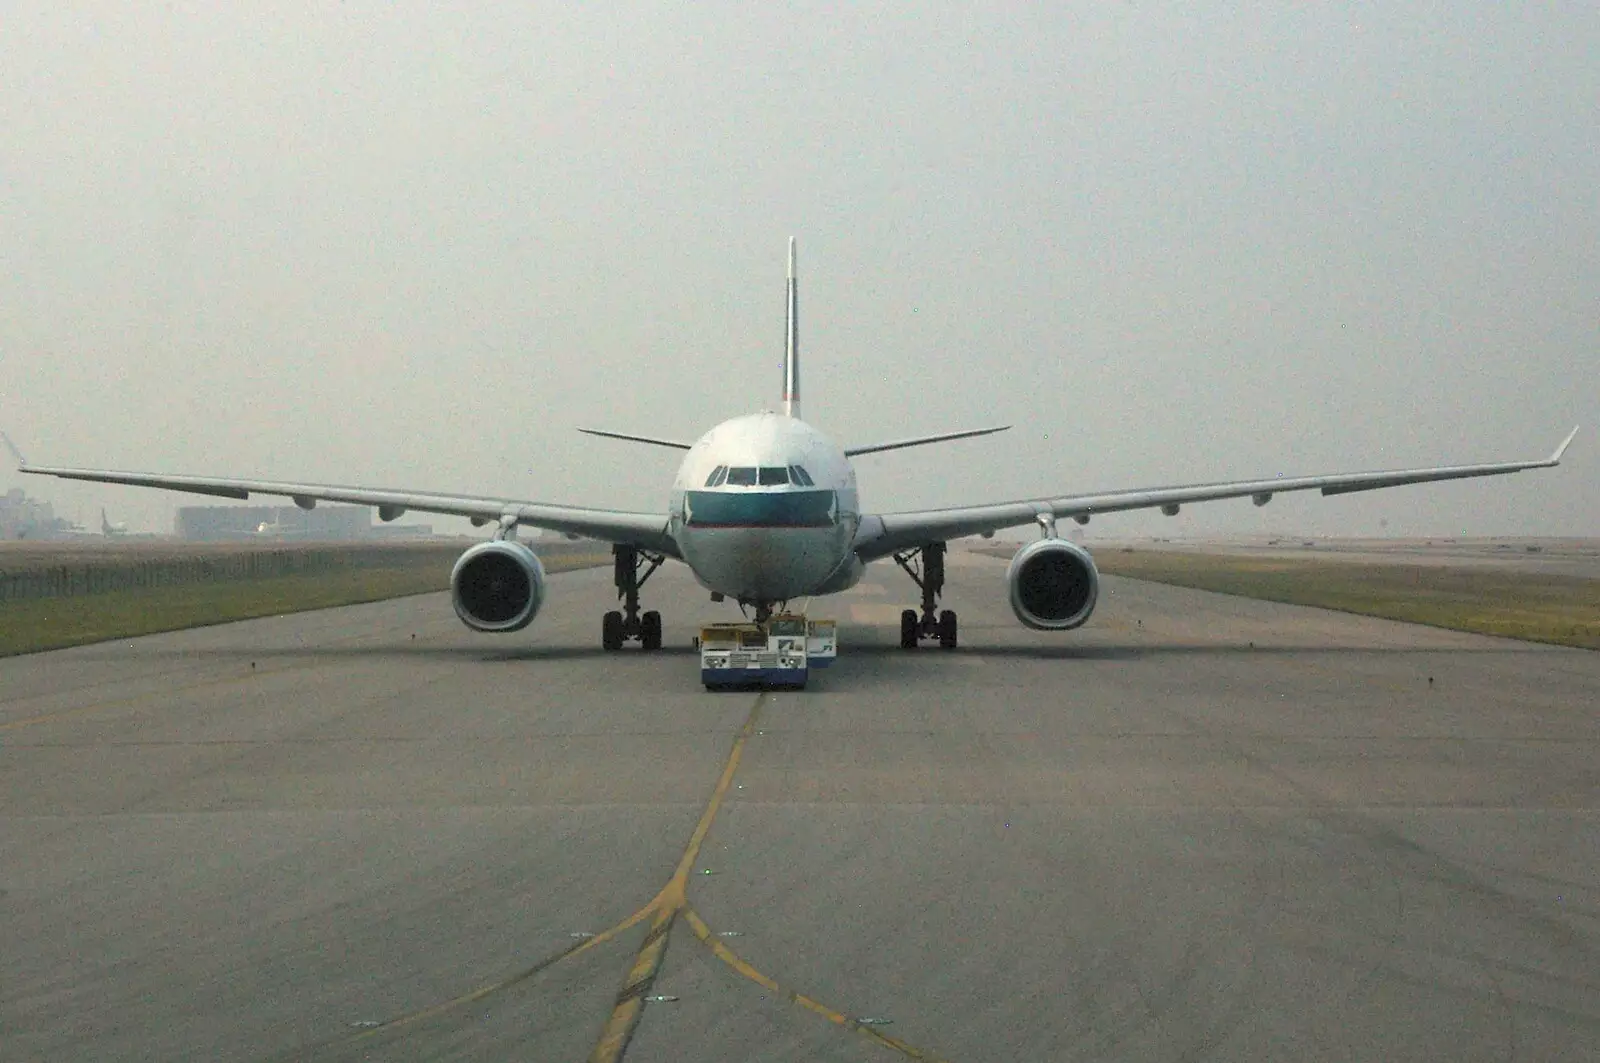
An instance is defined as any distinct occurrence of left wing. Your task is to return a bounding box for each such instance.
[853,427,1578,561]
[19,464,680,557]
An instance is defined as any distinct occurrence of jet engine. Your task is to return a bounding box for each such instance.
[451,540,547,633]
[1006,537,1100,630]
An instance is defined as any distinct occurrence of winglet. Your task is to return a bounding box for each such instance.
[1,430,27,469]
[1548,425,1579,464]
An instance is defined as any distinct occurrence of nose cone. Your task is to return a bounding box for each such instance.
[679,526,845,601]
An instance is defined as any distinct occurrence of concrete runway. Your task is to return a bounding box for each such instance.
[1122,536,1600,580]
[3,550,1597,1061]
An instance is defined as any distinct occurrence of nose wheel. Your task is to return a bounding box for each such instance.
[893,542,958,650]
[603,545,665,650]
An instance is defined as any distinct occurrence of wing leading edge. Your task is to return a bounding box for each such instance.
[18,465,679,557]
[853,427,1579,561]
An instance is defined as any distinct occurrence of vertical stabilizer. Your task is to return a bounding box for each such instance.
[784,237,801,419]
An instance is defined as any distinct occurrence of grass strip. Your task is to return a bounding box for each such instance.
[1093,550,1600,650]
[1,553,608,657]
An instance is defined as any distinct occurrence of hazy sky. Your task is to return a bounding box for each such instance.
[3,4,1595,538]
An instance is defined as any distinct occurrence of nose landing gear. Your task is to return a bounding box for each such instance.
[603,544,666,651]
[893,541,958,649]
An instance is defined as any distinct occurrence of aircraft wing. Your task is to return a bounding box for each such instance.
[19,464,679,557]
[853,427,1578,562]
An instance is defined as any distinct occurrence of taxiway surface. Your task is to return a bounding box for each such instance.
[3,551,1596,1061]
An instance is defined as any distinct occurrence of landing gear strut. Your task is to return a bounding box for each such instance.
[893,541,958,650]
[603,544,665,651]
[744,600,783,626]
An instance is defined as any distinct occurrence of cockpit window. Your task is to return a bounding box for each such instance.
[704,466,728,487]
[757,466,790,486]
[789,465,815,486]
[724,466,758,486]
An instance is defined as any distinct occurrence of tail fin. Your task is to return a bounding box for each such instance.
[783,237,801,419]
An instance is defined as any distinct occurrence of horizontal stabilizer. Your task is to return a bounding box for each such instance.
[843,425,1010,458]
[578,428,692,451]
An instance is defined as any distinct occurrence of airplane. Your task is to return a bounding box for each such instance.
[249,516,297,538]
[17,239,1580,652]
[101,508,129,536]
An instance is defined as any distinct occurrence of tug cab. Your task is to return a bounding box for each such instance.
[699,613,835,690]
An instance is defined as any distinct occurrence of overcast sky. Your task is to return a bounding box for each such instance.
[3,3,1595,538]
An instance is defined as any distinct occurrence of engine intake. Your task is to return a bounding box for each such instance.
[451,540,547,633]
[1007,538,1100,630]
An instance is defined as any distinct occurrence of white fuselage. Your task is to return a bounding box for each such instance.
[668,412,862,603]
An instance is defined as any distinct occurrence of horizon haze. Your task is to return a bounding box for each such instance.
[3,5,1594,538]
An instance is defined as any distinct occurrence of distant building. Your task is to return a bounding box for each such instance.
[176,504,373,542]
[367,522,435,539]
[1,488,74,540]
[174,504,437,542]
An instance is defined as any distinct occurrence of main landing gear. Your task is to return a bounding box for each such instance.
[603,544,665,651]
[892,541,958,650]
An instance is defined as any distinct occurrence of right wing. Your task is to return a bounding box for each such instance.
[19,464,679,557]
[853,427,1578,562]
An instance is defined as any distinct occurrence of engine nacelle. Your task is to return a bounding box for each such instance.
[451,540,547,633]
[1006,537,1100,631]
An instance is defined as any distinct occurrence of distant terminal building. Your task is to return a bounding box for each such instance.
[175,504,433,542]
[1,487,74,539]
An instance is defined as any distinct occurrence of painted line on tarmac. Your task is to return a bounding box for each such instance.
[310,894,660,1054]
[588,691,954,1063]
[271,688,767,1062]
[280,680,955,1062]
[681,905,951,1062]
[586,691,769,1062]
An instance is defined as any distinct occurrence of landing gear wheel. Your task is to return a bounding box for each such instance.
[602,610,624,651]
[609,543,665,651]
[640,610,663,651]
[893,542,950,650]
